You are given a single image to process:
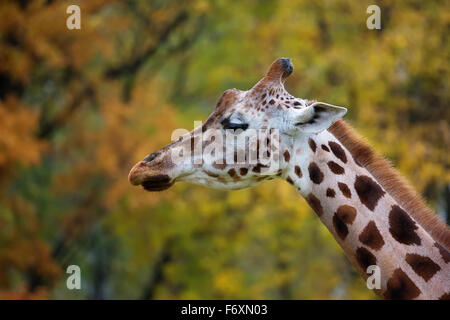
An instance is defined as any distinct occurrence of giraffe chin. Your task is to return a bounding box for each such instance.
[140,175,174,192]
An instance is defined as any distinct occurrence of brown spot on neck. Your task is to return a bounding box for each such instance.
[333,214,349,240]
[308,138,317,153]
[294,165,302,178]
[327,161,345,175]
[328,141,347,163]
[354,175,385,211]
[283,150,290,162]
[338,182,351,198]
[333,205,357,241]
[321,144,330,152]
[306,193,323,217]
[326,188,336,198]
[434,242,450,263]
[355,247,377,272]
[384,268,421,300]
[359,221,385,251]
[405,253,441,282]
[389,205,421,246]
[439,292,450,300]
[286,176,294,185]
[336,205,357,224]
[308,162,324,184]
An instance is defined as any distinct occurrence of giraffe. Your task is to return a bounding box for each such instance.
[128,58,450,299]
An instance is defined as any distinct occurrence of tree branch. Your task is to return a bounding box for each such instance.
[104,11,189,79]
[140,239,173,300]
[38,80,95,139]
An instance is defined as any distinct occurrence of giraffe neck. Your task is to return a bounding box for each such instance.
[283,128,450,299]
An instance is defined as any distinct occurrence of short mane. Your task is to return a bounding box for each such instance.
[329,120,450,250]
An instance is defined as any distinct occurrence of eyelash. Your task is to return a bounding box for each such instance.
[221,118,249,131]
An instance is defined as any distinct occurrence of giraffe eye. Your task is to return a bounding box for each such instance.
[221,118,249,131]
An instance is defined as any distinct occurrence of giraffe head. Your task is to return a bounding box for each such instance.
[129,58,347,191]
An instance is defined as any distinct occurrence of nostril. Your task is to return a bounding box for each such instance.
[144,152,159,163]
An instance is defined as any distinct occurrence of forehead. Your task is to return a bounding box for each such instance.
[201,90,237,130]
[215,86,309,117]
[204,89,246,125]
[201,65,313,130]
[216,88,243,112]
[218,85,296,110]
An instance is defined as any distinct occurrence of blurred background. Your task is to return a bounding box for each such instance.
[0,0,449,299]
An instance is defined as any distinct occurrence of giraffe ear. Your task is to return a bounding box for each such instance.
[294,102,347,133]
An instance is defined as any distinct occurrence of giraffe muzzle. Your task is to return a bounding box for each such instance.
[128,160,175,191]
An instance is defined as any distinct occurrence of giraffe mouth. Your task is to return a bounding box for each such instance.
[128,161,175,191]
[140,175,174,192]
